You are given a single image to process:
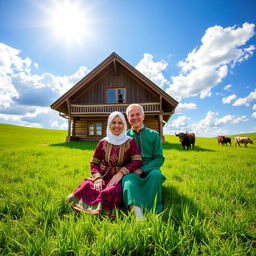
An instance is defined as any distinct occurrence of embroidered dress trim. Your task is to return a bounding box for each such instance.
[91,157,101,165]
[120,167,129,175]
[124,139,131,152]
[131,155,142,161]
[92,172,103,180]
[118,143,125,166]
[67,194,117,217]
[105,142,112,163]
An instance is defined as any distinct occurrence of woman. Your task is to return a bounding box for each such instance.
[67,111,142,218]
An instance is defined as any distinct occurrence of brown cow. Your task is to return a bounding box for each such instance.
[176,132,195,150]
[217,136,231,146]
[218,136,224,145]
[235,137,253,147]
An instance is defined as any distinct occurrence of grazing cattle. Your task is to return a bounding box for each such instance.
[217,136,231,146]
[176,132,195,150]
[235,137,253,147]
[217,136,223,145]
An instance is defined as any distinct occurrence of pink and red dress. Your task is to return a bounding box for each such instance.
[67,138,142,217]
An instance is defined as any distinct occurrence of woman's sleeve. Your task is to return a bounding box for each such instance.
[120,139,143,175]
[90,140,104,180]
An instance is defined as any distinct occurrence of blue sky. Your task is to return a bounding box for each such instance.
[0,0,256,137]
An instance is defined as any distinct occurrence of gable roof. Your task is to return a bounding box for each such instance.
[51,52,178,112]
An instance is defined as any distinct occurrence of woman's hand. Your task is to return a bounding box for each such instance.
[108,172,123,186]
[94,178,105,191]
[135,168,143,175]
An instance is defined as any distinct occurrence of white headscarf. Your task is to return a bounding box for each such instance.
[104,111,130,145]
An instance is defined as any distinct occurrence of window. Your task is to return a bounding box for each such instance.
[96,123,102,135]
[107,88,125,103]
[88,123,102,136]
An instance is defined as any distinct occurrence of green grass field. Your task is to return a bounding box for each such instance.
[0,124,255,255]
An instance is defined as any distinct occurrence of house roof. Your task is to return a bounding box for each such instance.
[50,52,178,112]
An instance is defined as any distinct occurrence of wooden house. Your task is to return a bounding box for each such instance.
[50,52,178,142]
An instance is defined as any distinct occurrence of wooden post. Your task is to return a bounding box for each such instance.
[159,114,165,143]
[66,116,72,142]
[66,98,74,142]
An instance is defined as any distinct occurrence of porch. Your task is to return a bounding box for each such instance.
[70,102,160,115]
[66,102,166,143]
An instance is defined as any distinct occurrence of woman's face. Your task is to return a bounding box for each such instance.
[110,115,124,136]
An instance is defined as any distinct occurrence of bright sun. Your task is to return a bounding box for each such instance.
[47,0,92,44]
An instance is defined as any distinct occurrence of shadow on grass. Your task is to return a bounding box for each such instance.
[51,141,214,152]
[50,141,98,150]
[162,185,204,223]
[163,142,214,152]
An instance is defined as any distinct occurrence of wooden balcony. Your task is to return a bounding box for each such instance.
[70,102,160,115]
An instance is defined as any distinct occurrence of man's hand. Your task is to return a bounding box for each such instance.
[135,168,143,175]
[94,178,105,191]
[108,172,124,186]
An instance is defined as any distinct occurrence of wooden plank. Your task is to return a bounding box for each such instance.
[113,59,118,75]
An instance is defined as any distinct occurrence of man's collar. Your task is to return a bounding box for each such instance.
[132,124,145,134]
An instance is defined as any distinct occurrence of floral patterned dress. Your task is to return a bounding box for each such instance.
[67,138,142,217]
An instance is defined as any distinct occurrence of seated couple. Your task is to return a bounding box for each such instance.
[67,104,166,218]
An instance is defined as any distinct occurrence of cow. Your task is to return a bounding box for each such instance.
[217,136,231,146]
[218,136,224,145]
[235,137,253,147]
[176,132,195,150]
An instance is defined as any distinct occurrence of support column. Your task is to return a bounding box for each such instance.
[66,116,71,142]
[159,114,165,143]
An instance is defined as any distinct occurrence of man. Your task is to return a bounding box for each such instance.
[122,104,166,218]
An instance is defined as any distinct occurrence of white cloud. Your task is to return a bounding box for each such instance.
[0,43,90,108]
[175,102,197,114]
[224,84,232,90]
[0,108,67,130]
[195,111,247,127]
[166,23,255,100]
[216,114,248,124]
[252,112,256,118]
[252,104,256,110]
[169,115,191,131]
[23,107,49,118]
[0,42,90,128]
[222,94,237,104]
[0,42,31,75]
[190,111,248,133]
[232,89,256,106]
[0,75,18,108]
[51,120,67,130]
[164,111,249,137]
[0,113,42,128]
[191,112,248,137]
[136,53,168,88]
[0,43,21,108]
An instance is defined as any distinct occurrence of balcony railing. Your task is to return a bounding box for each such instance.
[70,102,160,114]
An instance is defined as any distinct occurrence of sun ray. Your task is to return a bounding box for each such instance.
[50,1,86,43]
[37,0,97,47]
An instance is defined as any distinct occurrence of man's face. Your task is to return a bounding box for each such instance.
[127,106,144,130]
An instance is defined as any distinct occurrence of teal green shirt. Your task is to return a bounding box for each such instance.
[126,127,165,173]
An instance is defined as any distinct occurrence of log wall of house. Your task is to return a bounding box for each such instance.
[72,115,159,141]
[72,117,107,140]
[143,117,159,132]
[71,66,159,105]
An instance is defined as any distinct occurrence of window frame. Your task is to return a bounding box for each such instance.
[88,122,103,136]
[107,88,126,104]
